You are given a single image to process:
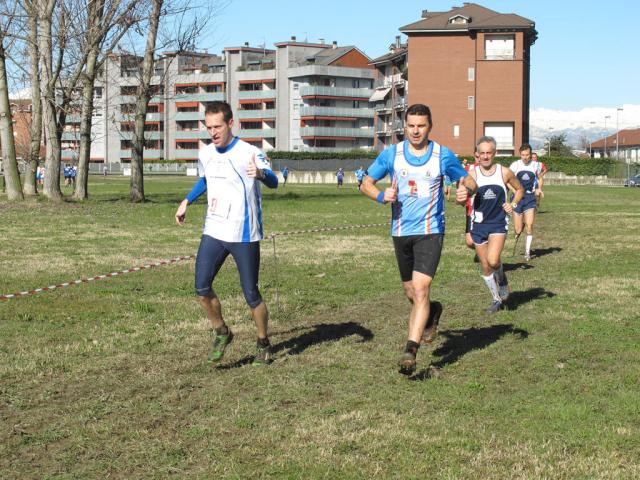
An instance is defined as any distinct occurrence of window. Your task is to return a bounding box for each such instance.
[484,122,514,153]
[485,34,515,60]
[453,125,460,138]
[293,83,299,90]
[467,96,475,110]
[353,100,360,108]
[94,87,103,99]
[468,68,475,82]
[352,79,360,88]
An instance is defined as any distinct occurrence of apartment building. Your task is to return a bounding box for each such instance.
[400,3,537,156]
[59,39,375,164]
[369,37,408,151]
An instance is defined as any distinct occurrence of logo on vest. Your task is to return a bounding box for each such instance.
[399,169,408,178]
[482,189,497,200]
[522,173,531,181]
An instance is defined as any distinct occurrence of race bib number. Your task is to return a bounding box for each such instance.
[208,197,232,219]
[473,211,484,223]
[416,179,432,198]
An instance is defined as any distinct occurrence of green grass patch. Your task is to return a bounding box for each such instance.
[1,178,639,478]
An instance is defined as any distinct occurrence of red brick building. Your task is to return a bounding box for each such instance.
[400,3,537,156]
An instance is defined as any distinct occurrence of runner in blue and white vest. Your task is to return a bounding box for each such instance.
[355,165,366,190]
[469,136,524,314]
[175,101,278,366]
[361,103,478,376]
[509,143,543,261]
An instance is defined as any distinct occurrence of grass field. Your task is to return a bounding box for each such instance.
[1,178,639,479]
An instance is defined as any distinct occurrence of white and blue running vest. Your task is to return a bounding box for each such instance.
[198,138,271,242]
[509,159,541,194]
[391,141,445,236]
[472,164,508,226]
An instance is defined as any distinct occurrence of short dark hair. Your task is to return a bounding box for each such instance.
[519,143,532,153]
[204,101,233,122]
[405,103,432,126]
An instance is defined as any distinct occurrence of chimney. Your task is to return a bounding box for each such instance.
[244,42,249,47]
[291,35,296,41]
[319,38,325,44]
[395,36,401,48]
[421,9,429,18]
[332,40,337,49]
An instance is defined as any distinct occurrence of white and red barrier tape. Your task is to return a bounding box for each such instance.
[0,222,389,302]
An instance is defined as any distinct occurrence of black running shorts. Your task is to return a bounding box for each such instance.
[392,234,444,282]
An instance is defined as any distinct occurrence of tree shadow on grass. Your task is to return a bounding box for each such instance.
[410,324,528,381]
[216,321,374,370]
[504,287,556,311]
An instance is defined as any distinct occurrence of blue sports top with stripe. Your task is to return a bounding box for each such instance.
[198,137,276,243]
[472,164,508,226]
[367,140,467,237]
[509,159,541,194]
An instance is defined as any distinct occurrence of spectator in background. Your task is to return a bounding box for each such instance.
[355,165,366,190]
[336,167,344,187]
[282,165,289,187]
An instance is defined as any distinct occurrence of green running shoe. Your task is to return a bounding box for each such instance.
[207,330,233,364]
[252,344,272,366]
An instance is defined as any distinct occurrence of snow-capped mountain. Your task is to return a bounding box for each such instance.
[530,104,640,149]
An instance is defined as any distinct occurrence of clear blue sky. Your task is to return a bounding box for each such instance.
[205,0,639,111]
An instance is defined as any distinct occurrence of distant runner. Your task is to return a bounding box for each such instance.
[510,144,543,261]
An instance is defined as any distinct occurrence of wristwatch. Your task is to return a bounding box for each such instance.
[511,202,518,208]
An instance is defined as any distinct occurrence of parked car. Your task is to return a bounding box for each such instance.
[624,174,640,187]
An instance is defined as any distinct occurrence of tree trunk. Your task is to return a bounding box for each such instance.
[74,48,98,200]
[23,11,42,197]
[130,0,163,203]
[38,1,63,201]
[0,35,24,200]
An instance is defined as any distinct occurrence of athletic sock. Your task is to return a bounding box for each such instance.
[482,273,501,302]
[525,235,533,255]
[494,263,506,285]
[215,325,229,336]
[404,340,420,355]
[257,337,270,348]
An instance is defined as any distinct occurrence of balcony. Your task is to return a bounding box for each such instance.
[237,109,276,120]
[300,127,374,139]
[299,86,373,99]
[61,132,81,141]
[61,149,78,158]
[115,112,163,122]
[173,130,210,140]
[237,90,277,100]
[174,92,224,103]
[237,128,277,138]
[175,111,204,121]
[374,102,392,113]
[119,131,164,140]
[174,149,200,159]
[119,149,164,159]
[299,106,374,119]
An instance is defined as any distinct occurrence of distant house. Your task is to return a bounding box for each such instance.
[590,128,640,162]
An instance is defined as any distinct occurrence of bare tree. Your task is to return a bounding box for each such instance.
[128,0,162,203]
[20,0,42,196]
[74,0,141,200]
[127,0,224,202]
[0,0,23,200]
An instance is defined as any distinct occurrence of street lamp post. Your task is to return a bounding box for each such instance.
[604,115,611,157]
[616,107,623,160]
